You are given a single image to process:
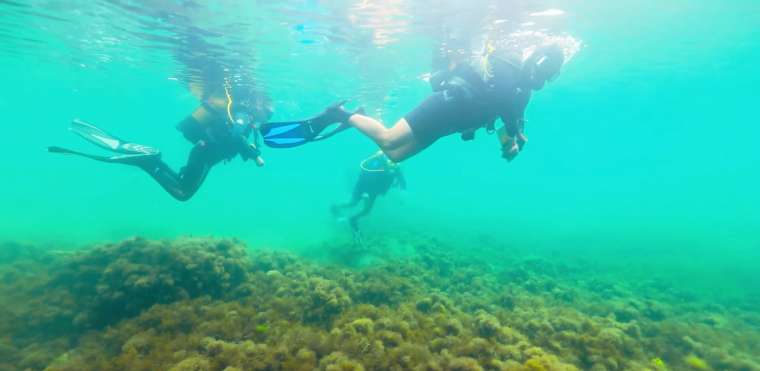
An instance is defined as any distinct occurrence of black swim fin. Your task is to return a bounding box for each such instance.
[260,101,360,148]
[69,119,159,156]
[48,146,160,166]
[49,119,161,166]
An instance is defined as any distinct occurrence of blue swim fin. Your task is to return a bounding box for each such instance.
[261,120,350,148]
[260,101,358,148]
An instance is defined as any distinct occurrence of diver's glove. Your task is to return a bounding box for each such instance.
[239,142,265,167]
[250,144,265,167]
[516,132,528,150]
[501,136,520,162]
[461,128,476,141]
[253,153,265,167]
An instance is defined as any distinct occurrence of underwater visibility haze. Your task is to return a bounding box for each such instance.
[0,1,758,370]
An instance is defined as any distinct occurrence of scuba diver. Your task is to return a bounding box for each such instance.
[48,0,362,202]
[49,85,271,201]
[299,43,566,162]
[49,88,357,201]
[331,151,406,243]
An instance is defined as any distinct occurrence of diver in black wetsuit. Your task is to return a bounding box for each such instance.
[331,151,406,238]
[49,86,356,201]
[49,85,271,201]
[311,43,566,162]
[46,0,278,202]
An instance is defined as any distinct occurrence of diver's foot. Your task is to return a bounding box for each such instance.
[352,229,365,248]
[314,100,362,127]
[323,100,353,122]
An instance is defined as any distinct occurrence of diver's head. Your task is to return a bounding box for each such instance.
[230,85,274,124]
[522,44,564,90]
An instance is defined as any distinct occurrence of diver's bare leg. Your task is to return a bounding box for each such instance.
[346,115,421,161]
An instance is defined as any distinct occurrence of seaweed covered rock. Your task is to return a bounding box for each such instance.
[474,311,502,338]
[350,268,416,306]
[319,351,365,371]
[53,237,251,328]
[300,277,352,324]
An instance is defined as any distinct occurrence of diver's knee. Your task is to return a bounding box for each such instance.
[377,132,404,150]
[171,191,193,202]
[169,185,199,202]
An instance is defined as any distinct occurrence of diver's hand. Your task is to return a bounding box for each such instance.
[516,132,528,149]
[248,143,265,167]
[502,139,520,162]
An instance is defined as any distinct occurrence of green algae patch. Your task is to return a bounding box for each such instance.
[683,354,710,370]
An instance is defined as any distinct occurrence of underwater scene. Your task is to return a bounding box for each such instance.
[1,1,759,370]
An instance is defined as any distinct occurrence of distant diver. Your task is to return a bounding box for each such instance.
[307,43,566,162]
[331,151,406,243]
[49,85,271,201]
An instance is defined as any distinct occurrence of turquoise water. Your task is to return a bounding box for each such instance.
[3,1,758,271]
[1,1,759,370]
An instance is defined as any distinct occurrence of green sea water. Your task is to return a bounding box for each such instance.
[1,0,759,362]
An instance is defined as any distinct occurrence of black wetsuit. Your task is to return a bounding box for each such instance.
[54,2,271,202]
[405,59,531,148]
[138,104,263,201]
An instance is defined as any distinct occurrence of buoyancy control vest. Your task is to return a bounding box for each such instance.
[429,56,526,140]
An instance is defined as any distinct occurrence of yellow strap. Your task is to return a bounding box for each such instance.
[224,85,234,125]
[481,40,496,81]
[359,152,389,173]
